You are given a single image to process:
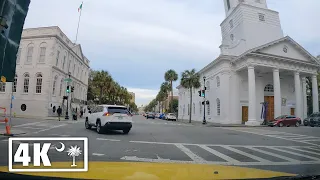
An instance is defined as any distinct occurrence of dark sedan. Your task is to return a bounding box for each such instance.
[146,113,155,119]
[304,112,320,126]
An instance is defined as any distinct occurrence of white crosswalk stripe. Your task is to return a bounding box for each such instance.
[222,127,320,146]
[118,140,320,166]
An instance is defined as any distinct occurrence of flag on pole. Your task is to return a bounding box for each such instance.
[78,2,83,12]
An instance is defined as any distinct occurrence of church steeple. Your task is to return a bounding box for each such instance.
[224,0,268,17]
[220,0,283,56]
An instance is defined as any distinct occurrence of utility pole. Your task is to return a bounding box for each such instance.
[202,76,207,125]
[65,72,71,119]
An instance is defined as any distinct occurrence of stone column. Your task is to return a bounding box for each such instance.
[246,66,258,126]
[302,77,307,119]
[273,69,281,118]
[312,75,319,113]
[294,72,302,118]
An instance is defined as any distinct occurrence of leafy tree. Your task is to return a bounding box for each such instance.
[165,69,178,112]
[180,69,201,123]
[169,99,178,113]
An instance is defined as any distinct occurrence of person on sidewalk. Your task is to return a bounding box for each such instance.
[57,106,62,121]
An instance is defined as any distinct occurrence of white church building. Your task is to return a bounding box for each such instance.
[177,0,320,125]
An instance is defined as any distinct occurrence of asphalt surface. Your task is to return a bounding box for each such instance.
[0,115,320,176]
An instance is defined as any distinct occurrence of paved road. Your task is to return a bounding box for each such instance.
[0,115,320,177]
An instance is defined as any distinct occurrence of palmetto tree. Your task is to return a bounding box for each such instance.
[160,82,170,111]
[180,69,201,123]
[67,145,82,167]
[165,69,178,112]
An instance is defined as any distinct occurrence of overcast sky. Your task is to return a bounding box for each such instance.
[24,0,320,106]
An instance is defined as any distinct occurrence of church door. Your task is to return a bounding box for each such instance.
[242,106,248,124]
[264,96,274,121]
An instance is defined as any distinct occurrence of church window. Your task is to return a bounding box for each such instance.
[230,34,234,41]
[259,13,265,21]
[229,19,234,28]
[216,98,221,116]
[264,84,274,92]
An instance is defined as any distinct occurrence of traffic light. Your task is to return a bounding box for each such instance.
[71,86,74,92]
[201,90,205,97]
[66,86,70,93]
[198,90,201,97]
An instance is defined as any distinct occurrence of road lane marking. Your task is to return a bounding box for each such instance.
[21,126,43,130]
[97,138,121,142]
[303,146,320,152]
[266,147,320,161]
[198,145,240,163]
[284,147,320,156]
[222,127,320,146]
[246,147,300,163]
[222,146,272,163]
[175,144,206,163]
[13,121,44,127]
[92,153,105,156]
[32,124,66,134]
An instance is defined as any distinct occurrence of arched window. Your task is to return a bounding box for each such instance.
[216,98,221,116]
[264,84,274,92]
[0,82,5,92]
[56,48,60,66]
[23,73,30,93]
[206,81,210,90]
[59,79,63,96]
[52,76,58,95]
[26,44,34,63]
[39,43,47,62]
[216,76,220,87]
[35,73,42,94]
[193,103,195,114]
[12,74,17,92]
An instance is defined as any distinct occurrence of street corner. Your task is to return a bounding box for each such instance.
[0,161,296,180]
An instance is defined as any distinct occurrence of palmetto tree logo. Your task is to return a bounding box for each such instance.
[67,145,82,167]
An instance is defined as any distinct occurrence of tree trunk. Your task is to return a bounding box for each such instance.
[189,88,192,123]
[99,87,103,104]
[170,81,173,112]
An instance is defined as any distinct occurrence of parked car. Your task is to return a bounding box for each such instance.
[304,112,320,126]
[268,115,301,127]
[146,112,155,119]
[165,113,177,121]
[159,113,166,120]
[85,105,133,134]
[309,113,320,127]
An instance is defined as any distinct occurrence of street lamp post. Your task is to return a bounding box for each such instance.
[203,76,206,124]
[65,72,71,119]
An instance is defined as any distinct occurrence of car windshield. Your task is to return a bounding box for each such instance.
[275,115,286,120]
[168,113,175,116]
[108,107,128,114]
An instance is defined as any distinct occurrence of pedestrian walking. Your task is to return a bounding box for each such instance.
[57,106,62,121]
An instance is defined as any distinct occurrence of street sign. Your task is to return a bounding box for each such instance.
[12,95,14,100]
[64,78,72,82]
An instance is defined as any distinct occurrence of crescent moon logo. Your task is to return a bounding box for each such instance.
[55,142,65,152]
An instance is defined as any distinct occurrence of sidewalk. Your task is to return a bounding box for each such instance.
[177,119,267,127]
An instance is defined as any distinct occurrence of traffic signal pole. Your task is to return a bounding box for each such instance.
[203,77,206,125]
[65,73,71,119]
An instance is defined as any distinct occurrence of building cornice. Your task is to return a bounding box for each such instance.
[22,35,90,69]
[52,66,88,87]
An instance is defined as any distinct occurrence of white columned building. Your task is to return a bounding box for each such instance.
[177,0,320,125]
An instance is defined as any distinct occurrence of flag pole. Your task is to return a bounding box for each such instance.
[75,2,83,44]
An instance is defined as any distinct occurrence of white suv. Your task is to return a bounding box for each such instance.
[85,105,133,134]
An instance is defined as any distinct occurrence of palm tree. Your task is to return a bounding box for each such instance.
[160,82,170,111]
[67,145,82,167]
[165,69,178,112]
[180,69,201,123]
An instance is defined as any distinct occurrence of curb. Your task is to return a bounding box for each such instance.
[176,120,268,127]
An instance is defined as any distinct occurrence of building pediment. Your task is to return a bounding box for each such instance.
[249,36,319,65]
